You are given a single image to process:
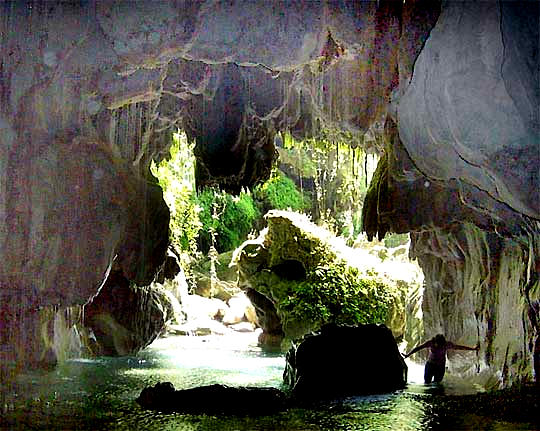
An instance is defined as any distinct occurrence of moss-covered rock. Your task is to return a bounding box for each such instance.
[233,210,422,346]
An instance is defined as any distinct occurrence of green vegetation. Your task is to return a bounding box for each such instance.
[151,132,201,259]
[196,188,260,254]
[152,129,419,342]
[153,129,381,261]
[279,262,396,327]
[254,170,310,213]
[383,233,409,249]
[278,132,376,240]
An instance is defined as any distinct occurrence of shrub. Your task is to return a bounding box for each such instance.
[151,132,200,258]
[254,170,310,213]
[197,188,260,254]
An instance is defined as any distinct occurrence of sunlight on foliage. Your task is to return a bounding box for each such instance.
[196,188,260,254]
[254,169,310,213]
[279,261,396,327]
[278,132,377,240]
[151,131,201,258]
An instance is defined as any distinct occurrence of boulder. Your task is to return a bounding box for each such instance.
[83,269,174,356]
[229,322,255,333]
[246,288,284,349]
[284,324,407,399]
[136,382,286,415]
[223,292,257,326]
[182,294,228,322]
[233,211,421,343]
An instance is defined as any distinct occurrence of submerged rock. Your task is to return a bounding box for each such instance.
[284,324,407,399]
[136,382,286,415]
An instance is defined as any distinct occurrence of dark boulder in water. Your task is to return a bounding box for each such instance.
[136,382,287,415]
[284,323,407,400]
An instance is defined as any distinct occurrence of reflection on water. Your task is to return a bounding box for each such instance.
[0,334,535,431]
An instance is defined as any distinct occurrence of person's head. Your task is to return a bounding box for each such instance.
[433,334,446,347]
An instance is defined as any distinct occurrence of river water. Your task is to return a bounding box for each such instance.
[0,333,535,431]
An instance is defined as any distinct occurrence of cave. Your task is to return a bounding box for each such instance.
[0,0,539,425]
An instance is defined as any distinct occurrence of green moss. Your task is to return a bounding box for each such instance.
[278,261,397,329]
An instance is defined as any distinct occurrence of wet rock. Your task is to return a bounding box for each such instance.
[223,292,256,326]
[183,294,228,322]
[229,322,255,333]
[410,223,540,389]
[136,382,286,415]
[155,248,181,284]
[83,269,174,356]
[245,288,284,349]
[284,324,407,399]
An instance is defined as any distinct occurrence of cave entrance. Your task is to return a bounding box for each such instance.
[147,128,424,362]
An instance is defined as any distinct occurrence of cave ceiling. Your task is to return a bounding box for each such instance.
[1,0,538,250]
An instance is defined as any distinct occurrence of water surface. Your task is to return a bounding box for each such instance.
[1,333,535,430]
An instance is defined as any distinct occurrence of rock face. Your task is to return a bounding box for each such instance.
[246,288,285,349]
[398,2,539,220]
[361,3,540,387]
[284,324,407,399]
[410,224,540,389]
[136,382,286,415]
[0,0,538,388]
[83,268,174,356]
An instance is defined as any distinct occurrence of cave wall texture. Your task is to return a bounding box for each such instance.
[0,0,538,387]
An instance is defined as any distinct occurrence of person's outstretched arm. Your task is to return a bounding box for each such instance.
[448,342,479,351]
[403,341,431,358]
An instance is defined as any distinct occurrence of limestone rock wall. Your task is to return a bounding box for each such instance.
[83,267,174,356]
[397,1,539,220]
[410,224,540,388]
[360,1,539,387]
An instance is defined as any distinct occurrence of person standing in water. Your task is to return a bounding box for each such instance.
[403,334,479,384]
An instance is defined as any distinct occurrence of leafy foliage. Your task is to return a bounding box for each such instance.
[279,262,395,326]
[196,187,260,254]
[254,170,310,213]
[151,132,200,257]
[278,132,376,239]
